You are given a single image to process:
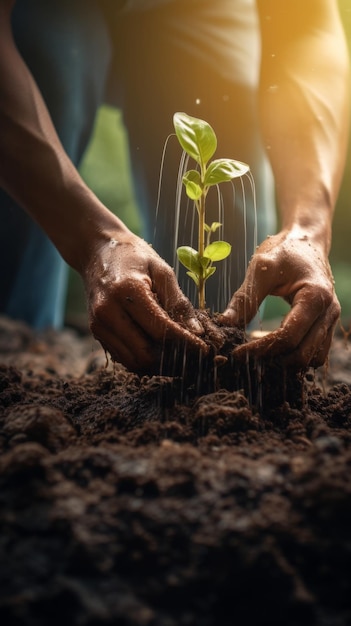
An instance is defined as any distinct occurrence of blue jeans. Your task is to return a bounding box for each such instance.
[1,0,275,327]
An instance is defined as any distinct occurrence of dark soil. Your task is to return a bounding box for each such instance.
[1,313,351,626]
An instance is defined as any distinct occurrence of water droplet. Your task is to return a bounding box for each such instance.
[195,98,201,105]
[268,84,278,93]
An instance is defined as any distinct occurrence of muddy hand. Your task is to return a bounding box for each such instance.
[219,231,340,369]
[84,232,208,375]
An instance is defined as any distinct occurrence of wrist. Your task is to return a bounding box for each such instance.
[52,186,133,273]
[281,202,332,256]
[72,210,134,274]
[283,224,331,256]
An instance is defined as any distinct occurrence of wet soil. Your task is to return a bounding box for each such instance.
[1,314,351,626]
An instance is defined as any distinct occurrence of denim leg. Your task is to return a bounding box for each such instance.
[0,0,111,328]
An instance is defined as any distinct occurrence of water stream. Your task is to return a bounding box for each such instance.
[155,133,259,315]
[152,133,265,400]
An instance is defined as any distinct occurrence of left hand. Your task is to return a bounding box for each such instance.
[82,230,208,375]
[219,230,341,369]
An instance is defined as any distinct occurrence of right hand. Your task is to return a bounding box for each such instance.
[82,230,208,375]
[219,229,340,369]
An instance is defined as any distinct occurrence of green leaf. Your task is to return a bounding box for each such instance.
[199,255,211,269]
[204,158,250,187]
[182,170,202,200]
[186,271,199,286]
[177,246,202,274]
[204,241,231,262]
[204,266,216,281]
[209,221,222,233]
[173,112,217,167]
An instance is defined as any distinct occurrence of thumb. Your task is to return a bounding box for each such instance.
[150,260,204,334]
[219,282,261,327]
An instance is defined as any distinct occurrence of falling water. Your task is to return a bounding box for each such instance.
[153,133,261,401]
[155,135,258,313]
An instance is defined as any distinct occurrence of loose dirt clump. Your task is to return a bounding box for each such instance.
[0,314,351,626]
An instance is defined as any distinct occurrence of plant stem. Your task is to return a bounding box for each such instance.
[198,194,205,309]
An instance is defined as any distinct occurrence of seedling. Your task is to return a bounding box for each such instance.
[173,112,249,309]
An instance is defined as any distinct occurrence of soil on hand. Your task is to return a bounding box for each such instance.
[1,314,351,626]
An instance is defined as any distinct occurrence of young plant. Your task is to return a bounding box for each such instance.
[173,112,249,309]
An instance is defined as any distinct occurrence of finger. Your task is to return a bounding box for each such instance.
[90,307,159,373]
[310,325,334,368]
[219,261,277,327]
[233,326,292,361]
[169,298,204,335]
[312,294,340,362]
[122,278,208,352]
[283,323,334,369]
[149,265,204,335]
[283,300,339,368]
[219,289,257,327]
[90,279,208,372]
[232,286,330,363]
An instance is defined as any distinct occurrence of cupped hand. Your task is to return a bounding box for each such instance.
[82,231,208,375]
[219,230,341,369]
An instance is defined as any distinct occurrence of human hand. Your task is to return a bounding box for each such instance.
[219,230,341,369]
[82,230,208,375]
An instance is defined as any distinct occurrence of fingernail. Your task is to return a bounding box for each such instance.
[187,318,204,334]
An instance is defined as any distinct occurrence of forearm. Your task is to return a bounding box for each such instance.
[0,115,129,272]
[0,0,130,272]
[257,0,350,254]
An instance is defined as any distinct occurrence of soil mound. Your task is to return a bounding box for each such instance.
[1,315,351,626]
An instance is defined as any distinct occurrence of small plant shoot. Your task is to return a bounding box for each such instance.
[173,112,250,309]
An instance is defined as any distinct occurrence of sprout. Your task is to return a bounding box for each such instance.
[173,112,249,309]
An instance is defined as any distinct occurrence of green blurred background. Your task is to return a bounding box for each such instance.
[66,1,351,327]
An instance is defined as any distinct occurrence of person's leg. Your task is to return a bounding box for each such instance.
[116,0,276,313]
[0,0,111,329]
